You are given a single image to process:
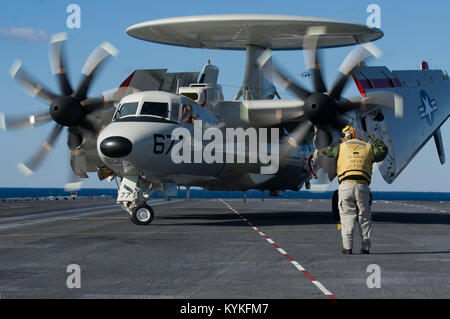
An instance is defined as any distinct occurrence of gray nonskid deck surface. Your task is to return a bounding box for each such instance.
[0,198,448,299]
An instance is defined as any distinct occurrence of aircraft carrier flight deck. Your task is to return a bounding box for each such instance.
[0,197,448,299]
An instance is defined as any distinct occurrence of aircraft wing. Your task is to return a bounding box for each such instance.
[351,65,450,183]
[117,69,199,97]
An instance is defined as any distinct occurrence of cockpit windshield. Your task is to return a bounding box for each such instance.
[114,102,139,120]
[140,102,168,118]
[113,101,171,122]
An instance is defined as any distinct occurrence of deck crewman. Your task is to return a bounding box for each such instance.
[319,126,388,254]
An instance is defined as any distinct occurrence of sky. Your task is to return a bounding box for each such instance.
[0,0,448,192]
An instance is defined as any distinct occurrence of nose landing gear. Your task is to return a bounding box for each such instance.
[117,175,156,225]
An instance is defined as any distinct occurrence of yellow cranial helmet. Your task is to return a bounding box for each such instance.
[342,125,356,139]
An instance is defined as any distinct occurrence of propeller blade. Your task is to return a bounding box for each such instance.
[257,49,311,101]
[313,128,337,181]
[9,60,57,104]
[303,27,327,93]
[0,112,52,131]
[80,97,113,114]
[280,121,314,157]
[369,92,404,118]
[325,159,337,181]
[64,175,82,192]
[336,100,364,113]
[78,118,98,134]
[340,91,404,118]
[364,91,404,118]
[329,43,382,100]
[313,127,332,148]
[65,155,83,192]
[17,124,63,175]
[330,115,349,131]
[102,88,124,104]
[49,33,73,96]
[315,153,337,182]
[74,42,119,100]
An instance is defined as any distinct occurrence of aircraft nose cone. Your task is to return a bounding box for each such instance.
[99,136,133,158]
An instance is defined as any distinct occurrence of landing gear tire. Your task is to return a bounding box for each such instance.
[332,190,340,222]
[130,204,154,225]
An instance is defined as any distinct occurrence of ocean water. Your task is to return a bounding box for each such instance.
[0,187,449,202]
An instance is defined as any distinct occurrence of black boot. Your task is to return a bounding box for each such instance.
[342,248,352,254]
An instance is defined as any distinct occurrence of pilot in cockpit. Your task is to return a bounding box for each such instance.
[182,104,195,124]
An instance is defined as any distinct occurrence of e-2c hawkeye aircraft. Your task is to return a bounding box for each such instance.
[1,15,449,225]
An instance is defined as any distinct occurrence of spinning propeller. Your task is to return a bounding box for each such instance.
[0,33,118,190]
[257,27,403,183]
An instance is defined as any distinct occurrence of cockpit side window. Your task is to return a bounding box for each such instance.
[114,102,139,120]
[171,103,180,122]
[141,102,169,118]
